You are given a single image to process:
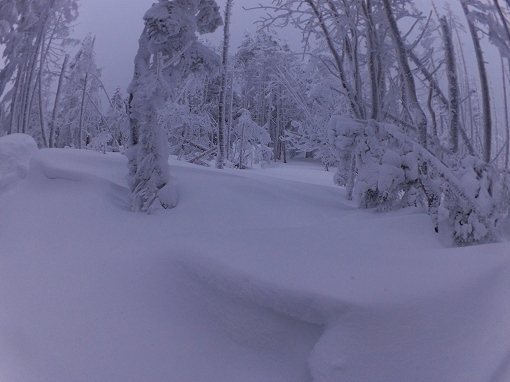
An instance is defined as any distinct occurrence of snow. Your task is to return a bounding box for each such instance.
[0,133,38,190]
[1,134,510,381]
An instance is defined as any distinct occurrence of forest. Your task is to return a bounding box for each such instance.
[2,0,510,245]
[3,1,510,381]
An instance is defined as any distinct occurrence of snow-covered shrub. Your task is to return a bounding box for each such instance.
[88,131,113,154]
[445,156,504,246]
[328,114,507,246]
[328,116,421,210]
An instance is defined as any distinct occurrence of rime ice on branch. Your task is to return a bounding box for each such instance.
[127,0,222,212]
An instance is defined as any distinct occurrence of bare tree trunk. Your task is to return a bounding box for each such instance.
[77,36,95,149]
[363,0,380,121]
[21,26,46,134]
[37,73,48,147]
[427,86,437,138]
[78,71,89,149]
[382,0,428,148]
[239,123,245,169]
[441,16,460,153]
[49,55,68,148]
[493,0,510,165]
[227,67,234,160]
[451,20,475,145]
[461,0,492,162]
[37,44,49,147]
[216,0,233,169]
[502,57,510,171]
[8,68,22,135]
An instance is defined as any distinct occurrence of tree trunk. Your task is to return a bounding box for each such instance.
[8,68,22,135]
[461,0,492,162]
[239,123,245,169]
[382,0,428,148]
[227,67,234,160]
[78,71,89,149]
[49,55,68,148]
[305,0,363,119]
[216,0,233,169]
[441,16,460,153]
[37,44,49,147]
[363,0,380,121]
[502,57,509,171]
[21,25,46,134]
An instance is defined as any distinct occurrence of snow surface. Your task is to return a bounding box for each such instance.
[1,134,510,381]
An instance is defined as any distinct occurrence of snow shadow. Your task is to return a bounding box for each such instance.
[170,254,334,382]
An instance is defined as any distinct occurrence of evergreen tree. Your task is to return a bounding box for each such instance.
[127,0,222,212]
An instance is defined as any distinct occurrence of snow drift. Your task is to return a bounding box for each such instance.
[0,133,38,190]
[1,134,510,381]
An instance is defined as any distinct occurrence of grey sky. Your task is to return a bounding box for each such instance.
[72,1,273,98]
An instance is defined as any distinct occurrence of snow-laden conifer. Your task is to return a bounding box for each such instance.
[127,0,222,212]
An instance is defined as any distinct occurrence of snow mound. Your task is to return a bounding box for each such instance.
[29,148,127,186]
[1,149,510,381]
[0,133,38,189]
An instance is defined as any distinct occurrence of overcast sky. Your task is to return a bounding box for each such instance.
[72,0,278,98]
[71,0,504,121]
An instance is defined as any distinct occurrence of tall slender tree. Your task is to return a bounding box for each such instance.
[216,0,233,169]
[382,0,428,148]
[461,0,492,162]
[440,16,460,154]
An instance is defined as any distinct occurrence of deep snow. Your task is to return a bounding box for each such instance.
[1,134,510,381]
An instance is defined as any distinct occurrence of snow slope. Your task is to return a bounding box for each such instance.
[1,134,510,381]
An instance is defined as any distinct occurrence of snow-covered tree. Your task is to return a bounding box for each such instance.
[231,108,271,168]
[127,0,222,212]
[105,87,130,150]
[215,0,233,169]
[235,29,297,161]
[0,0,79,141]
[256,0,509,245]
[159,75,216,161]
[460,0,493,163]
[85,86,129,154]
[56,34,101,149]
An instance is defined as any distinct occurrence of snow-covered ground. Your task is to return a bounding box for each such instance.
[1,134,510,381]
